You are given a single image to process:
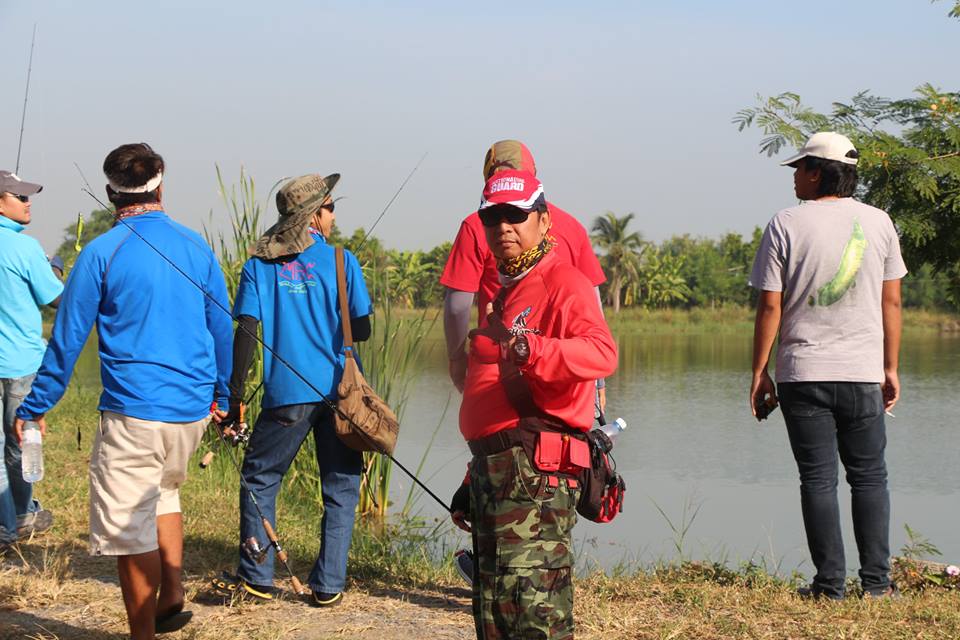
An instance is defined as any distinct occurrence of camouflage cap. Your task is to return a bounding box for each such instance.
[482,140,537,180]
[251,173,339,260]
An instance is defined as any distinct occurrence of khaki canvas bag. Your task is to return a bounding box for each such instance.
[333,247,399,455]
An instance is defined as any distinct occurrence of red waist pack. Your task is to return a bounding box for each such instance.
[577,430,626,523]
[532,428,625,524]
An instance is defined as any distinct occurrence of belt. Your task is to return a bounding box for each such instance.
[468,428,526,457]
[467,417,586,458]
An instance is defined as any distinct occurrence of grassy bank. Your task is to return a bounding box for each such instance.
[2,385,960,639]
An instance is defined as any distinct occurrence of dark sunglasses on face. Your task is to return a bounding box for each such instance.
[3,193,29,203]
[479,205,532,227]
[320,201,335,213]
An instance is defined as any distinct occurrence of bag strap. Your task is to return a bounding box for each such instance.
[335,247,355,359]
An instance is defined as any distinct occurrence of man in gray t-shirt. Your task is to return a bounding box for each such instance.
[749,132,906,600]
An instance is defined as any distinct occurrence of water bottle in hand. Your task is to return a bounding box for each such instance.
[21,421,44,483]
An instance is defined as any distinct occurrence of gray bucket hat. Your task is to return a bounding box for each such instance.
[252,173,340,260]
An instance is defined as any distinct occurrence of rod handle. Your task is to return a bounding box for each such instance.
[200,451,215,468]
[290,575,306,595]
[262,517,279,544]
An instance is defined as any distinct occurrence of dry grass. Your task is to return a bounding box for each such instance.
[4,383,960,639]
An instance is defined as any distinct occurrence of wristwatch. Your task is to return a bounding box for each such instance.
[510,335,530,365]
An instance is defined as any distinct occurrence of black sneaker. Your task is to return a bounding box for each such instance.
[863,583,901,600]
[312,591,343,607]
[796,584,844,601]
[454,549,474,585]
[17,508,54,538]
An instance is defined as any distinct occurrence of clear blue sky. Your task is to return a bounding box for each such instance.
[2,0,958,253]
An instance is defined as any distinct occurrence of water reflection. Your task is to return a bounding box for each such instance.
[399,331,960,574]
[69,329,960,573]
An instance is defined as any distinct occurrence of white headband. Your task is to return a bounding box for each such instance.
[108,172,163,194]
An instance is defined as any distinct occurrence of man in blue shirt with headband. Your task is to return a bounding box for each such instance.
[16,143,232,639]
[214,172,372,608]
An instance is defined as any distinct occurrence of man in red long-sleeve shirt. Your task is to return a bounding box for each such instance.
[440,140,606,396]
[451,169,617,640]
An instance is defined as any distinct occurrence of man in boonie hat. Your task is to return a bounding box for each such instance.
[0,170,63,553]
[218,172,373,608]
[748,131,907,600]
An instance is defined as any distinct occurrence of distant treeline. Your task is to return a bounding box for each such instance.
[54,209,956,313]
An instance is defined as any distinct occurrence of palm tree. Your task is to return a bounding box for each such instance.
[591,212,647,313]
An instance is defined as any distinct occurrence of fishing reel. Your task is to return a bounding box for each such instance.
[222,420,250,447]
[242,536,269,565]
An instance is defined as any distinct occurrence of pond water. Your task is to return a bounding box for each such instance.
[70,327,959,577]
[394,330,960,576]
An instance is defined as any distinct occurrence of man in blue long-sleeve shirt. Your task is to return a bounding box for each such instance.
[15,143,232,639]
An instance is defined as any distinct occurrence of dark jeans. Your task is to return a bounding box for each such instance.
[779,382,890,598]
[237,403,362,593]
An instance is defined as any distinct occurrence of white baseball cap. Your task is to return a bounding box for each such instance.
[780,132,859,167]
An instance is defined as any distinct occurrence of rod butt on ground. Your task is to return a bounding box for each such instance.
[290,575,306,595]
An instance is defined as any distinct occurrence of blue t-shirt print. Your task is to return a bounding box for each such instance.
[278,257,318,294]
[233,235,372,408]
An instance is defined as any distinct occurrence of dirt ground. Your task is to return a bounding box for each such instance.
[1,563,475,640]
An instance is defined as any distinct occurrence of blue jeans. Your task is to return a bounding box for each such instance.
[1,374,40,543]
[779,382,891,598]
[237,403,362,593]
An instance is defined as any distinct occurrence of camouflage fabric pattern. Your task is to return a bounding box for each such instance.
[482,140,537,180]
[251,173,339,260]
[469,445,579,639]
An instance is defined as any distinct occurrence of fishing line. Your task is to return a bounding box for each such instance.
[75,165,452,516]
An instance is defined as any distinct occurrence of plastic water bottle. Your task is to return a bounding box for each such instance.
[21,421,44,483]
[596,417,627,442]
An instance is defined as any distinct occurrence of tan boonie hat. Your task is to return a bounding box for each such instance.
[252,173,340,260]
[482,140,537,180]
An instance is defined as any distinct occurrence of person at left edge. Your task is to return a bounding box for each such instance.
[0,170,63,552]
[220,173,372,607]
[15,143,232,640]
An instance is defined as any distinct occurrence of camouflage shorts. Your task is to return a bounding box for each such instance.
[470,445,579,640]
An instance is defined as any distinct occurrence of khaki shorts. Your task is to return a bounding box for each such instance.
[89,411,207,556]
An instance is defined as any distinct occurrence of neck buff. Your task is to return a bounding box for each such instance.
[115,202,164,221]
[497,235,555,278]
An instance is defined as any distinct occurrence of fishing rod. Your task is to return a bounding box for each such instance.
[208,404,306,595]
[15,24,37,173]
[75,166,453,516]
[355,151,427,252]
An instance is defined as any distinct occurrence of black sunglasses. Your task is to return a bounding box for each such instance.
[320,201,335,213]
[478,205,532,227]
[4,193,29,203]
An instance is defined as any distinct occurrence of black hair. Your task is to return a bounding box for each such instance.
[103,142,164,208]
[803,150,859,198]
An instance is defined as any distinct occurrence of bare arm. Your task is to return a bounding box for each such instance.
[881,279,902,411]
[750,290,782,417]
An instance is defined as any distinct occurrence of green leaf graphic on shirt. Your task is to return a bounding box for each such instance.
[812,219,867,306]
